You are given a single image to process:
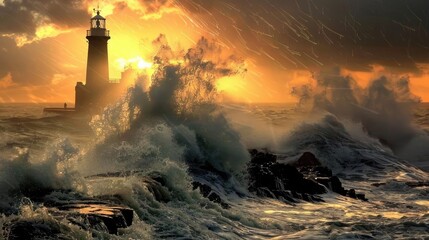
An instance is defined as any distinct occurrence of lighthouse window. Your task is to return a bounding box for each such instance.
[92,19,105,29]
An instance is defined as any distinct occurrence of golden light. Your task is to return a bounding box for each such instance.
[137,58,153,69]
[116,56,153,70]
[216,75,253,102]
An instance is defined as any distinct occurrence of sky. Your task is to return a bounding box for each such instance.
[0,0,429,103]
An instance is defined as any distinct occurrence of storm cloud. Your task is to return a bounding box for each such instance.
[176,0,429,72]
[0,0,90,89]
[0,0,89,36]
[1,0,429,102]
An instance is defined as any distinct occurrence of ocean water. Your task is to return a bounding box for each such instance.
[0,99,428,239]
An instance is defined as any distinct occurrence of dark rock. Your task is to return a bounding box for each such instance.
[301,193,311,201]
[314,177,331,188]
[147,171,168,186]
[42,192,135,233]
[371,182,386,187]
[373,181,429,189]
[192,182,212,197]
[329,176,347,195]
[292,152,332,179]
[356,193,368,201]
[87,170,138,178]
[247,150,327,203]
[247,150,368,202]
[192,182,230,209]
[57,202,133,235]
[271,190,298,203]
[269,162,325,194]
[405,181,429,188]
[347,189,357,199]
[312,166,333,178]
[291,152,321,167]
[310,195,325,202]
[256,187,276,199]
[143,176,171,203]
[249,149,277,165]
[3,219,62,240]
[2,171,153,237]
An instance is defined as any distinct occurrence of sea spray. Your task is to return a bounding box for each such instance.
[85,35,250,180]
[0,146,78,202]
[54,35,281,238]
[290,67,429,171]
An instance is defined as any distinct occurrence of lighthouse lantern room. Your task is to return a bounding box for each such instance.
[87,10,109,37]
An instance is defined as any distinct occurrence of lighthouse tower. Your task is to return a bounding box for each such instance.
[75,9,111,111]
[86,9,110,90]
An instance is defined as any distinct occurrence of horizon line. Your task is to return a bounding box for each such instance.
[1,101,429,105]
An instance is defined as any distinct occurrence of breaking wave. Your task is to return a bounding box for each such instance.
[1,39,429,239]
[292,67,429,171]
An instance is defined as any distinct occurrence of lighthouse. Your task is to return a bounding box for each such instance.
[86,10,110,90]
[75,9,111,111]
[44,8,129,114]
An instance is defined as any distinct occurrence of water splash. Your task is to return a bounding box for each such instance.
[291,67,429,170]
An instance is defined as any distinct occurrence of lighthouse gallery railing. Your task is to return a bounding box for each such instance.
[87,29,110,37]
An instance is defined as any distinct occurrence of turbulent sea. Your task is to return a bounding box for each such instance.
[0,100,429,240]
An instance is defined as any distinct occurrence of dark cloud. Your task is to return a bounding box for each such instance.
[0,0,36,34]
[177,0,429,72]
[0,0,89,86]
[112,0,174,16]
[0,37,16,78]
[0,0,89,36]
[138,0,172,14]
[23,0,90,28]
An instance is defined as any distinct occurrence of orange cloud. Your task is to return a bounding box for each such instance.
[0,73,15,88]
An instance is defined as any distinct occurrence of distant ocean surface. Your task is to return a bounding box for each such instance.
[0,102,429,239]
[2,102,426,169]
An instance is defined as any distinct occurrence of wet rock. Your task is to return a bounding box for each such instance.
[291,152,321,167]
[247,150,326,203]
[3,219,62,240]
[56,201,133,235]
[347,189,357,198]
[291,152,332,178]
[147,171,168,186]
[3,171,139,236]
[293,153,367,201]
[270,190,297,203]
[248,150,368,202]
[192,182,230,209]
[371,182,386,187]
[144,174,172,203]
[405,181,429,188]
[356,193,367,201]
[373,181,429,189]
[248,149,277,165]
[3,200,134,237]
[326,176,347,195]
